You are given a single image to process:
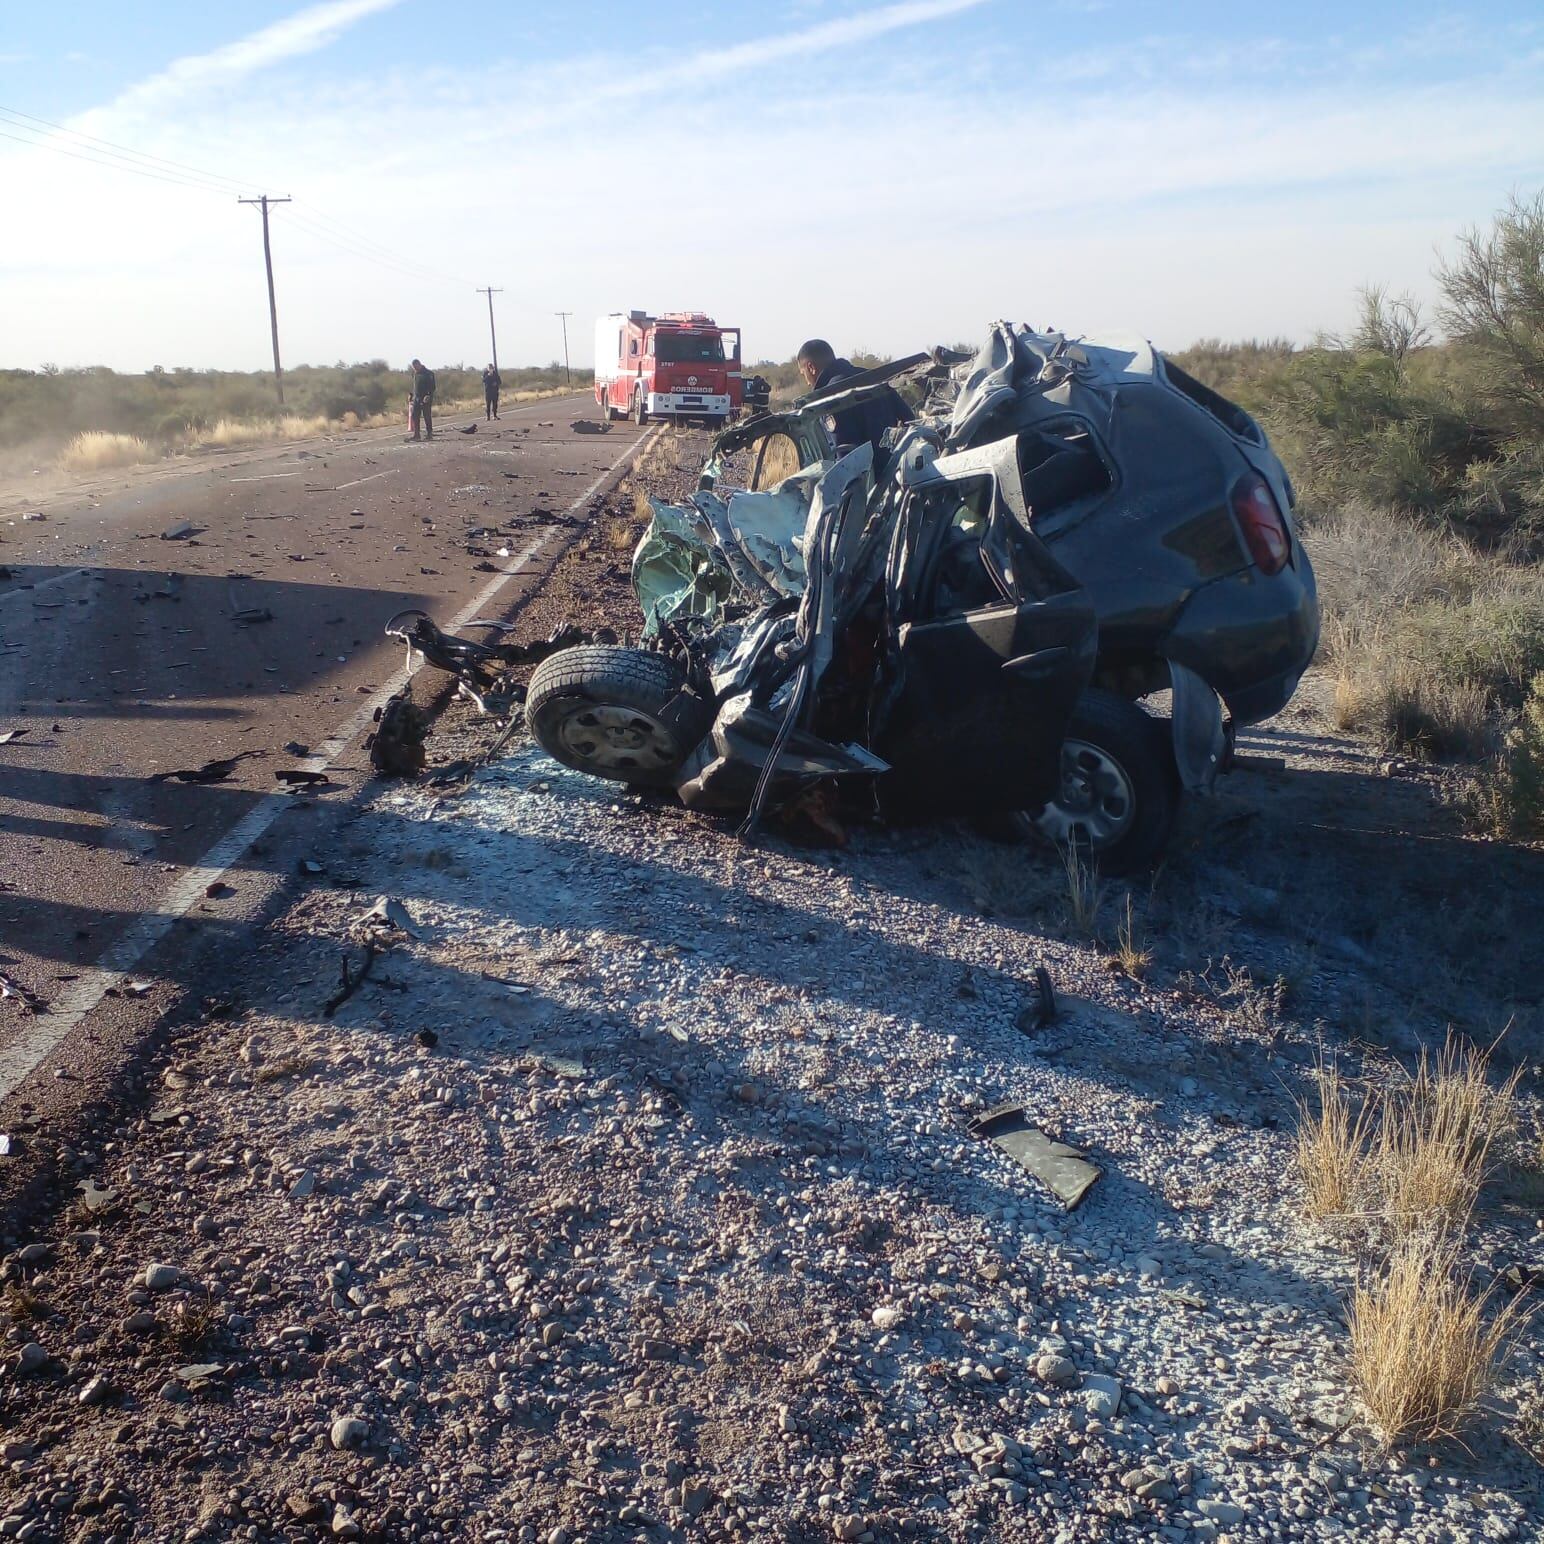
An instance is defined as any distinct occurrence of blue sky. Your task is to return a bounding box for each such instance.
[2,1,1541,371]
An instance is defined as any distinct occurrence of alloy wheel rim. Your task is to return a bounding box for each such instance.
[557,704,678,774]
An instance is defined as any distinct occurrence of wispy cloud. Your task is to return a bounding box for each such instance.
[95,0,403,122]
[679,0,990,73]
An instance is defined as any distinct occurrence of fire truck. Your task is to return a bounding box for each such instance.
[593,310,744,426]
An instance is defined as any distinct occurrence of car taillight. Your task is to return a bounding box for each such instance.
[1231,474,1290,575]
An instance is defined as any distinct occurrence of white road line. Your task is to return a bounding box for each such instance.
[228,473,298,483]
[0,424,661,1102]
[335,469,400,491]
[0,567,91,608]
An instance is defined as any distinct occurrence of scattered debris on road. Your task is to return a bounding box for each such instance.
[322,943,378,1019]
[273,768,330,788]
[159,520,197,541]
[147,750,265,785]
[367,692,429,778]
[0,970,45,1014]
[0,728,28,746]
[359,895,417,935]
[571,418,611,434]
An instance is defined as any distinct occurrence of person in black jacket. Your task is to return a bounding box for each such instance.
[796,338,909,460]
[482,364,501,421]
[408,359,436,441]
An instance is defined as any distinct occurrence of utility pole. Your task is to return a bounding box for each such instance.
[477,286,503,371]
[238,195,292,406]
[554,312,572,386]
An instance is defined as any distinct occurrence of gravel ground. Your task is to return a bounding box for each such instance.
[0,433,1538,1543]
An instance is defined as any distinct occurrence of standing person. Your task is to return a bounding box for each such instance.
[482,363,502,421]
[796,338,909,460]
[407,358,436,441]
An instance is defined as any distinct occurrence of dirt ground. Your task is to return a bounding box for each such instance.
[0,429,1538,1544]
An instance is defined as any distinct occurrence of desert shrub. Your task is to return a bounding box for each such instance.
[1312,502,1544,757]
[0,360,592,462]
[1436,190,1544,436]
[1472,674,1544,837]
[56,430,155,471]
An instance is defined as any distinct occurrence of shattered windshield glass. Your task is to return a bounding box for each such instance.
[654,333,725,363]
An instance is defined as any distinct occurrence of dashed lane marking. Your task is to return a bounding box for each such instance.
[334,469,400,491]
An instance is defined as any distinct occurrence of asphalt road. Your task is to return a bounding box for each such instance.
[0,393,654,1142]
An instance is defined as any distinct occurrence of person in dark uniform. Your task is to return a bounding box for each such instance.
[408,358,436,441]
[482,364,501,421]
[796,338,909,459]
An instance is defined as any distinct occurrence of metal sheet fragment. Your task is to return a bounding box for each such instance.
[969,1102,1100,1209]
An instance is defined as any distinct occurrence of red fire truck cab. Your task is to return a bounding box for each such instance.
[593,310,743,426]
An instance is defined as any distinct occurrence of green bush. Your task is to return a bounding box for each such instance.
[1474,675,1544,837]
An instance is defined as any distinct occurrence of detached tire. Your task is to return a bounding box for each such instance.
[1013,691,1178,874]
[527,646,710,787]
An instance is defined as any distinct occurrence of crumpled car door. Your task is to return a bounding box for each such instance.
[874,471,1096,818]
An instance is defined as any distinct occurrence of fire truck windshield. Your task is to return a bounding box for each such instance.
[654,333,724,363]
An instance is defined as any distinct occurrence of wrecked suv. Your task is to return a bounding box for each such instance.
[522,324,1317,871]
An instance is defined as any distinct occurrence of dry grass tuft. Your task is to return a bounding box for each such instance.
[1376,1033,1520,1228]
[602,514,640,553]
[162,1293,223,1356]
[57,430,156,472]
[3,1283,47,1323]
[1349,1231,1520,1446]
[1296,1058,1378,1220]
[1061,843,1103,939]
[198,414,330,448]
[1112,893,1151,979]
[1295,1034,1519,1233]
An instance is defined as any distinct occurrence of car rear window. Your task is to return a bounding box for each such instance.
[1161,360,1262,443]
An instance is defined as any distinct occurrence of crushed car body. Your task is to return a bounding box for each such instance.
[408,323,1320,871]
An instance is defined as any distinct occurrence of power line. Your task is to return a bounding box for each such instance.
[0,102,473,292]
[281,210,461,288]
[0,125,243,196]
[285,201,470,288]
[0,102,259,193]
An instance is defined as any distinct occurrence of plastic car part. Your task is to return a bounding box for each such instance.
[1168,660,1226,794]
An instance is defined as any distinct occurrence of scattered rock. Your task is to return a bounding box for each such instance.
[1081,1372,1122,1417]
[78,1374,114,1406]
[1034,1353,1080,1389]
[330,1415,370,1451]
[142,1263,181,1291]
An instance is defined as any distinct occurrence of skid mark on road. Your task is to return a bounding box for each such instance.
[0,425,662,1103]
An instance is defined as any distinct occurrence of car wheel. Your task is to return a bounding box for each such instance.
[634,391,649,426]
[1015,691,1178,874]
[527,646,710,787]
